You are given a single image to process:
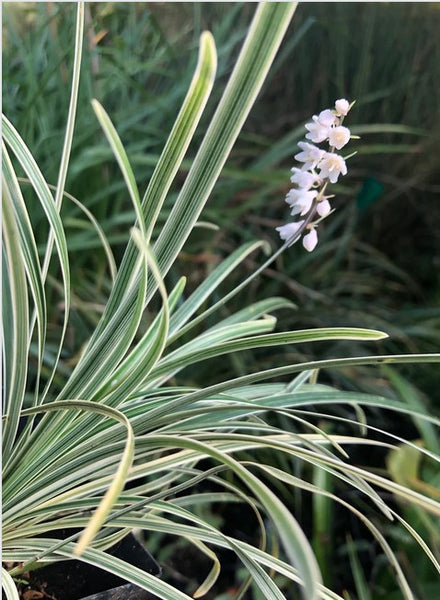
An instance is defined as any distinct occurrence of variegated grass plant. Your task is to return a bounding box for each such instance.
[2,4,440,599]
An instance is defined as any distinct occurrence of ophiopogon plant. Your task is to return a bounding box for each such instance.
[2,3,440,599]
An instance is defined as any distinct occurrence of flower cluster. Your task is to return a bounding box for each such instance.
[277,98,353,251]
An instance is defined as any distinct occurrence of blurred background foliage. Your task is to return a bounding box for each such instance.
[4,1,439,352]
[3,3,440,598]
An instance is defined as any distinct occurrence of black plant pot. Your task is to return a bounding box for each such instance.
[79,582,159,600]
[18,533,161,600]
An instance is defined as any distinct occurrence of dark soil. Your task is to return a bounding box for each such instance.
[14,534,160,600]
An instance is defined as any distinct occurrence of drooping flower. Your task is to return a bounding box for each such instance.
[318,152,347,183]
[276,221,305,242]
[286,188,318,215]
[290,167,319,190]
[305,117,330,144]
[328,126,350,150]
[302,228,318,252]
[317,109,337,127]
[335,98,350,116]
[294,142,325,171]
[304,109,337,143]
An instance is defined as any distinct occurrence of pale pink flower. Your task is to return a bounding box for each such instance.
[294,142,325,171]
[276,221,305,242]
[328,126,350,150]
[335,98,350,116]
[302,228,318,252]
[318,152,347,183]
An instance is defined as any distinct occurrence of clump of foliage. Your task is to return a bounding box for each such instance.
[2,3,440,600]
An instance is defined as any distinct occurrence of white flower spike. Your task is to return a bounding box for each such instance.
[276,98,355,251]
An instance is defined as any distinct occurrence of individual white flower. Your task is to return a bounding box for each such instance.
[302,228,318,252]
[276,220,304,242]
[316,198,331,217]
[318,152,347,183]
[294,142,325,171]
[335,98,350,116]
[286,188,318,215]
[305,116,330,143]
[317,109,337,127]
[328,126,351,150]
[305,109,337,143]
[290,167,319,190]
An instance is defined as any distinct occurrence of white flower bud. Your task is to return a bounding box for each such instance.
[302,228,318,252]
[335,98,350,116]
[316,199,331,217]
